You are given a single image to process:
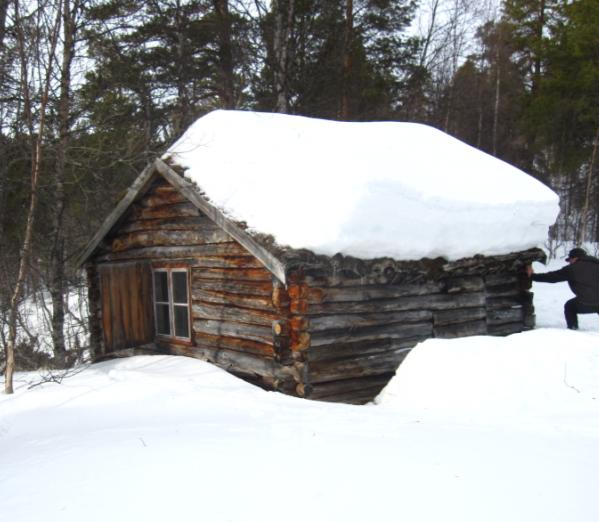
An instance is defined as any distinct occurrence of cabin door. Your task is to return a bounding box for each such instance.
[98,262,154,352]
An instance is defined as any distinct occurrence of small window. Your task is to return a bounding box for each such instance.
[152,268,190,341]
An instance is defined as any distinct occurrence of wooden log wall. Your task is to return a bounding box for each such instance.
[89,175,299,391]
[87,173,543,405]
[280,249,542,405]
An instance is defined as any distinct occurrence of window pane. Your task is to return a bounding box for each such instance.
[174,306,189,338]
[154,272,169,302]
[172,272,188,304]
[156,304,171,335]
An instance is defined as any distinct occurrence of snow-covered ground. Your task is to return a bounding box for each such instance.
[2,256,599,522]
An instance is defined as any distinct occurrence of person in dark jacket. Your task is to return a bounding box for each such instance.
[527,247,599,329]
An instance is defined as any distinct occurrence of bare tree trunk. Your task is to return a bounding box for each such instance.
[0,0,7,52]
[578,127,599,244]
[339,0,353,120]
[213,0,236,109]
[492,42,501,157]
[272,0,294,113]
[5,0,62,394]
[49,0,78,362]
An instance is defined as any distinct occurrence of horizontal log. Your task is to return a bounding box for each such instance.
[119,216,207,234]
[485,273,519,287]
[433,307,486,327]
[190,256,265,269]
[308,309,432,332]
[310,322,433,348]
[95,243,248,262]
[150,182,179,195]
[443,276,485,294]
[486,296,524,310]
[192,288,278,311]
[139,191,188,208]
[194,319,274,345]
[192,302,279,327]
[192,267,273,282]
[172,344,276,383]
[486,307,523,325]
[128,202,201,220]
[111,228,232,252]
[308,351,408,384]
[485,283,521,298]
[307,291,486,313]
[300,283,444,304]
[194,332,275,357]
[488,322,524,336]
[307,374,394,403]
[192,279,273,297]
[305,338,419,363]
[433,319,487,339]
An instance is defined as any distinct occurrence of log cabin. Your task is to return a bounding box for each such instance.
[77,110,560,404]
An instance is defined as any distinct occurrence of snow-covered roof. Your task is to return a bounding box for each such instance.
[164,110,559,261]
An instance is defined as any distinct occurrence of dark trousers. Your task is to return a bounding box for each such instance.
[564,298,599,329]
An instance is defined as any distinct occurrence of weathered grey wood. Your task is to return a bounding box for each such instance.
[127,201,201,220]
[192,288,277,311]
[300,283,444,304]
[433,319,487,339]
[190,256,265,269]
[139,191,188,208]
[486,296,525,310]
[433,307,486,327]
[485,273,519,287]
[95,243,247,263]
[112,228,232,252]
[307,290,486,312]
[192,279,274,297]
[488,322,524,336]
[155,159,287,284]
[194,332,275,357]
[308,351,407,383]
[192,302,279,327]
[193,267,273,282]
[310,322,433,347]
[308,310,433,332]
[119,216,207,234]
[486,307,523,325]
[443,276,485,294]
[194,319,274,345]
[307,374,395,404]
[306,339,419,363]
[76,164,158,266]
[169,343,276,384]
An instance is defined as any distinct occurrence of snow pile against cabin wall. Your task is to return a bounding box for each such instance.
[165,110,560,261]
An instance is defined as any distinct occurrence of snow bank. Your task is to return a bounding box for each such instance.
[376,328,599,430]
[165,110,559,261]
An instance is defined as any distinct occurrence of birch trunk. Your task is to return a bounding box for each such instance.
[5,0,62,394]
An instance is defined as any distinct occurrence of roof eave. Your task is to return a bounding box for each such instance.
[154,159,287,285]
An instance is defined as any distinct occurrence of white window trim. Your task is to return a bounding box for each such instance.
[152,268,191,342]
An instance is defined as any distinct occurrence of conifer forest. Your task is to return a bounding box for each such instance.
[0,0,598,372]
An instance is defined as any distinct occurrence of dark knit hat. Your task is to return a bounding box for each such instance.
[566,247,587,261]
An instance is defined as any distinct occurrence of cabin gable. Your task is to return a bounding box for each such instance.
[86,173,293,390]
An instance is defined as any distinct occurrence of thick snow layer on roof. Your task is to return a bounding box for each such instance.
[164,110,559,261]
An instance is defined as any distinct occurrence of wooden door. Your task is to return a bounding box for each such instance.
[99,262,154,352]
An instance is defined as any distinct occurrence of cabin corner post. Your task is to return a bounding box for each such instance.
[85,263,104,358]
[273,269,311,398]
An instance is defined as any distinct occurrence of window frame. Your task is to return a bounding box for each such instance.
[152,267,192,343]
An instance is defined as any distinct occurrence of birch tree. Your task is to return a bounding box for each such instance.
[5,0,63,394]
